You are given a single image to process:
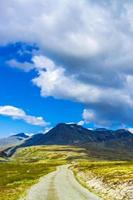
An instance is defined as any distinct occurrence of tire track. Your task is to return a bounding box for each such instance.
[46,174,59,200]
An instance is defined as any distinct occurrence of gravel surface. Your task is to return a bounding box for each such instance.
[22,165,102,200]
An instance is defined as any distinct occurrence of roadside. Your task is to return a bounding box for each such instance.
[72,161,133,200]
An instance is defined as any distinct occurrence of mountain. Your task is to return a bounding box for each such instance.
[1,123,133,160]
[0,133,29,149]
[21,123,133,146]
[11,133,29,139]
[21,123,95,146]
[18,123,133,160]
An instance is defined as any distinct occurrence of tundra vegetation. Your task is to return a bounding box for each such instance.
[0,146,133,200]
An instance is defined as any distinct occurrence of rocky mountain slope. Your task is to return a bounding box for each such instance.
[21,123,133,146]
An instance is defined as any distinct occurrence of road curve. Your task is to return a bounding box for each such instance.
[22,165,102,200]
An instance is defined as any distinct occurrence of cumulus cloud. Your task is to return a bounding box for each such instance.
[32,56,133,104]
[32,56,103,103]
[31,55,133,127]
[1,0,133,127]
[0,105,49,126]
[1,0,133,60]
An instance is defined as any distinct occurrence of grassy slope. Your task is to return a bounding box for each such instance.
[83,142,133,161]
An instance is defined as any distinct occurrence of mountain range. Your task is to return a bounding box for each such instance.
[0,133,29,149]
[0,123,133,160]
[19,123,133,146]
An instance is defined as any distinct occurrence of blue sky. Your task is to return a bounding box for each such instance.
[1,0,133,137]
[0,43,85,136]
[0,43,86,137]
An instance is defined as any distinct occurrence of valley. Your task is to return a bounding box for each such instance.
[0,145,133,200]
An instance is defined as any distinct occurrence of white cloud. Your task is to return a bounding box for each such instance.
[81,109,110,127]
[0,105,48,126]
[32,55,133,107]
[7,59,34,72]
[29,55,133,127]
[24,115,47,126]
[1,0,133,60]
[82,109,96,123]
[77,120,85,126]
[2,0,133,126]
[0,106,25,118]
[32,56,102,103]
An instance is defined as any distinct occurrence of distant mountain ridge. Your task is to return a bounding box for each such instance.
[10,133,29,139]
[20,123,133,146]
[0,133,29,148]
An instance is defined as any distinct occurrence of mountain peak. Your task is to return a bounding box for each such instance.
[18,123,133,148]
[56,122,78,127]
[10,133,29,138]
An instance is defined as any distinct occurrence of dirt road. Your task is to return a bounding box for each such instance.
[22,165,102,200]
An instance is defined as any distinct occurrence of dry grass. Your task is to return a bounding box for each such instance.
[0,145,133,200]
[72,160,133,200]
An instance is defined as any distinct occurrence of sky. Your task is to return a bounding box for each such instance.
[0,0,133,137]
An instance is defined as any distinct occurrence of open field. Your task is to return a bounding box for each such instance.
[0,145,133,200]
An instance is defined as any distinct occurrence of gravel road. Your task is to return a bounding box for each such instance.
[22,165,102,200]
